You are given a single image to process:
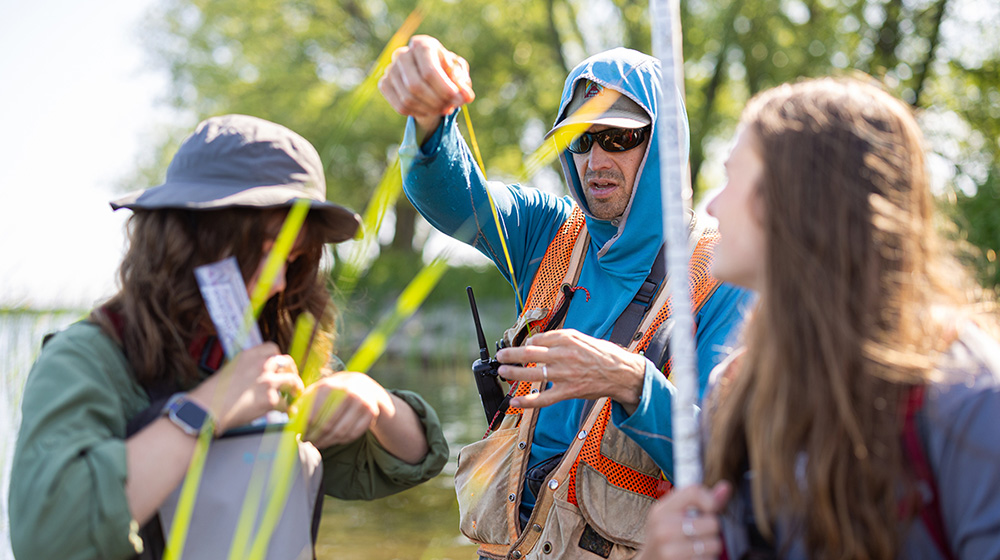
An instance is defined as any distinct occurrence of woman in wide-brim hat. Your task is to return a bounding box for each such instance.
[10,114,449,560]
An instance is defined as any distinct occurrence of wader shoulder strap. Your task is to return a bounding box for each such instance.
[902,385,955,560]
[522,206,587,325]
[502,208,587,419]
[605,229,724,367]
[608,244,667,347]
[631,230,723,368]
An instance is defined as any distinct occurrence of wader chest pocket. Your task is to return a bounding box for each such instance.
[158,430,322,560]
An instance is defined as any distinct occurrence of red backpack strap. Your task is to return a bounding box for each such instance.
[901,385,956,560]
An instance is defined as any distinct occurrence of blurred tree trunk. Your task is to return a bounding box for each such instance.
[871,0,903,75]
[614,0,651,52]
[690,0,742,190]
[912,0,949,107]
[390,199,417,252]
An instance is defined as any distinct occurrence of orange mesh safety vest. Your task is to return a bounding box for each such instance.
[507,206,721,424]
[467,207,722,559]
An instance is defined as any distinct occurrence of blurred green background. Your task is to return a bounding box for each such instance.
[4,1,999,558]
[131,0,1000,295]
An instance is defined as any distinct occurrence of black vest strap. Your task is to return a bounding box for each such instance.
[608,243,667,347]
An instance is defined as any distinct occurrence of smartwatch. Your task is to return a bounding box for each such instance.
[162,393,215,437]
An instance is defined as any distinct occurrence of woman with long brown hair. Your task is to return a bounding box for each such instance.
[10,115,449,559]
[639,78,1000,559]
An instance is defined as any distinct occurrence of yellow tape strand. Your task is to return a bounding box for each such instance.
[460,105,524,311]
[163,427,214,560]
[323,4,427,165]
[345,255,450,373]
[226,312,326,560]
[338,157,403,293]
[249,199,311,316]
[519,89,621,183]
[242,246,454,559]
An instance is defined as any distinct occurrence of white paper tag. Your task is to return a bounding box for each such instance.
[194,256,263,357]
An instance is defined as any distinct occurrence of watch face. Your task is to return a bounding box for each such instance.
[175,401,209,431]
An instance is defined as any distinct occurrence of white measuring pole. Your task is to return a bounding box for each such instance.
[650,0,702,489]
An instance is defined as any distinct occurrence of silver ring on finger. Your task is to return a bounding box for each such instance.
[542,364,548,385]
[692,539,705,556]
[682,518,696,537]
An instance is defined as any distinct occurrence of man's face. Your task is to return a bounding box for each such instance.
[571,125,648,220]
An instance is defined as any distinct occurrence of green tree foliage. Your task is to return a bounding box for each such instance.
[140,0,999,289]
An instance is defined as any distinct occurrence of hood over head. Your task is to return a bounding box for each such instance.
[552,48,689,283]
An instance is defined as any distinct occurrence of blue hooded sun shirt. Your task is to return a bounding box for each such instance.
[399,48,753,513]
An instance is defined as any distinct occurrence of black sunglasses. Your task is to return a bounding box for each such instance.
[563,126,650,154]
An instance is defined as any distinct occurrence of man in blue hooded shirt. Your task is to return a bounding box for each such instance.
[380,36,753,559]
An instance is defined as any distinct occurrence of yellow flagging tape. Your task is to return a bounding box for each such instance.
[520,88,621,182]
[226,312,328,560]
[163,427,214,560]
[460,105,524,311]
[224,450,271,560]
[249,199,311,316]
[338,157,403,293]
[323,4,426,162]
[240,256,454,555]
[345,255,450,373]
[243,400,319,560]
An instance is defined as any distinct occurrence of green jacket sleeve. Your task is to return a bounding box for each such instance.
[318,389,449,500]
[9,322,150,560]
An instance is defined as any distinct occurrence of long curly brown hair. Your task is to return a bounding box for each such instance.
[93,207,338,389]
[703,78,987,559]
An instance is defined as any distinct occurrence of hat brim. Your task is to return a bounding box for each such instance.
[111,181,361,243]
[543,115,650,140]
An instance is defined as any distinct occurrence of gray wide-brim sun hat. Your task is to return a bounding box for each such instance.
[111,114,361,243]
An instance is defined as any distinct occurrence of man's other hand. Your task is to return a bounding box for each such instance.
[495,329,648,414]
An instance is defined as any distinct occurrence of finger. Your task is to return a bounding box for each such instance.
[495,345,556,366]
[678,514,722,540]
[381,50,452,117]
[709,481,733,512]
[309,389,346,430]
[266,372,304,410]
[410,43,466,107]
[250,341,281,360]
[309,400,372,448]
[690,536,723,558]
[654,484,718,516]
[381,70,443,117]
[270,388,291,413]
[523,329,579,347]
[509,386,565,409]
[496,363,549,382]
[278,372,305,398]
[398,53,457,112]
[264,354,298,375]
[442,52,475,103]
[303,398,343,442]
[377,69,402,107]
[651,541,709,559]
